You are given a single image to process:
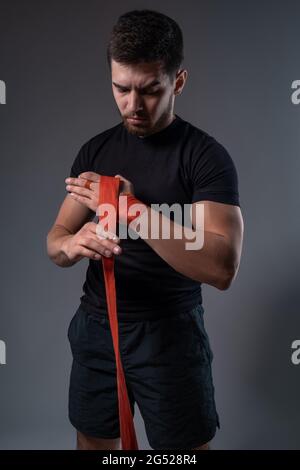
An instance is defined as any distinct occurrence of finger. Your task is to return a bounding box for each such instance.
[87,221,119,241]
[86,223,121,248]
[65,177,89,187]
[69,192,92,209]
[79,172,101,182]
[96,224,120,243]
[65,177,76,186]
[67,185,92,197]
[78,246,102,260]
[116,174,132,186]
[81,237,121,257]
[114,174,133,195]
[115,174,127,182]
[66,179,94,191]
[91,235,122,255]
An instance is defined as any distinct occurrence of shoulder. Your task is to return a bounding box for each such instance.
[182,118,233,162]
[178,119,237,179]
[180,118,240,206]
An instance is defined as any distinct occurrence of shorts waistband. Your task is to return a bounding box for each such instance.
[78,300,203,322]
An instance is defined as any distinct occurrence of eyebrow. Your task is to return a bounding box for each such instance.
[112,80,161,91]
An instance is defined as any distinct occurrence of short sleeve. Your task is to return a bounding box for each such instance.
[69,143,90,178]
[190,138,240,207]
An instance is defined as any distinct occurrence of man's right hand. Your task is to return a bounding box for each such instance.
[61,221,122,263]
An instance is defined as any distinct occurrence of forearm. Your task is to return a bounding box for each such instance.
[130,206,232,289]
[46,225,76,268]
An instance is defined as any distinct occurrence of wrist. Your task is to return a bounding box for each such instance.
[118,193,148,226]
[60,235,75,261]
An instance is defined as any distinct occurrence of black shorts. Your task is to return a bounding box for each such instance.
[67,303,220,450]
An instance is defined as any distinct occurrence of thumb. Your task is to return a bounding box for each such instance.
[115,174,126,182]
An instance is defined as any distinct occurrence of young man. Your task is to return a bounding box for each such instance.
[47,9,244,450]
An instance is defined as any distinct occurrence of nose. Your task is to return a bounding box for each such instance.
[127,90,144,115]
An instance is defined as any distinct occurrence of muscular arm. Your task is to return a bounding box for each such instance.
[130,200,244,290]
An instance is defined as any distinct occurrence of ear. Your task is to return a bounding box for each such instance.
[174,69,188,95]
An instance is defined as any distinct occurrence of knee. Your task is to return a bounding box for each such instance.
[76,430,121,450]
[190,440,210,450]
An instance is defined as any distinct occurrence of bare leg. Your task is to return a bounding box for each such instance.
[76,430,121,450]
[191,440,210,450]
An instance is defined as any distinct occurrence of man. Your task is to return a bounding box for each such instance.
[47,9,244,450]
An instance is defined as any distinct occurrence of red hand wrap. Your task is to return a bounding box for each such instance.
[119,192,148,225]
[98,176,139,450]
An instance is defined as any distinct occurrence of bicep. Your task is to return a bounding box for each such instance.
[50,194,95,234]
[191,200,244,266]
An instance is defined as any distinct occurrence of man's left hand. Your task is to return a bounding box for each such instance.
[65,172,134,213]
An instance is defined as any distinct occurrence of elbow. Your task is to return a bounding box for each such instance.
[46,235,52,260]
[216,276,232,291]
[215,247,242,290]
[215,264,238,291]
[46,233,55,262]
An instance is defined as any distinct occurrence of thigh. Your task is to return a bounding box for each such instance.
[67,306,136,439]
[121,305,220,450]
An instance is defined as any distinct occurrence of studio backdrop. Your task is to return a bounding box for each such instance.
[0,0,299,450]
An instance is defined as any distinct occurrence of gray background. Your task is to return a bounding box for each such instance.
[0,0,299,449]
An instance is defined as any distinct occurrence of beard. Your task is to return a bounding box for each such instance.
[122,115,150,137]
[118,96,174,138]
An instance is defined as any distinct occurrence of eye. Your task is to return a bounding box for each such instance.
[116,87,160,95]
[143,90,159,95]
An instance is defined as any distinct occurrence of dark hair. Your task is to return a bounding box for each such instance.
[106,9,184,82]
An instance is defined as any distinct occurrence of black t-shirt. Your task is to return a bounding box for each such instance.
[69,114,240,321]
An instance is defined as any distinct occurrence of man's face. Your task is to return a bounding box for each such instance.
[111,59,177,137]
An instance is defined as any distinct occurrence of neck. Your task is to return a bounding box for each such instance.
[138,113,176,139]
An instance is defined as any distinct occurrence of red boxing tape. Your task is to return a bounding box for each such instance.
[98,176,139,450]
[119,192,148,225]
